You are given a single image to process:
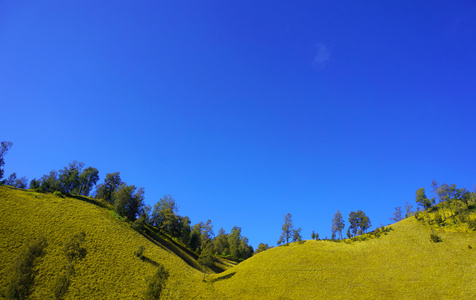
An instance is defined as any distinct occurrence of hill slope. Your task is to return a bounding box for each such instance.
[0,186,217,299]
[1,185,475,299]
[210,216,476,299]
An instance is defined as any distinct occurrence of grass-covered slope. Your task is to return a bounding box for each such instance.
[2,185,476,299]
[0,186,215,299]
[210,216,476,299]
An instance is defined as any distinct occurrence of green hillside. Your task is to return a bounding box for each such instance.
[210,217,476,299]
[0,186,220,299]
[1,185,476,299]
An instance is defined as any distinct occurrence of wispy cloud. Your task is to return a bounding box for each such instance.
[313,44,331,69]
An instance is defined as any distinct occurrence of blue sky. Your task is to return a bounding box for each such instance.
[1,1,476,248]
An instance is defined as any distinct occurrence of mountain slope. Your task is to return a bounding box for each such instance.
[1,185,475,299]
[209,214,476,299]
[0,186,214,299]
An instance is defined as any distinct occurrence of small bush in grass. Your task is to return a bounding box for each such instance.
[434,211,443,226]
[5,236,47,299]
[144,264,169,300]
[52,268,72,300]
[53,191,63,198]
[468,245,473,249]
[430,233,442,243]
[467,218,476,230]
[135,245,145,260]
[64,232,87,262]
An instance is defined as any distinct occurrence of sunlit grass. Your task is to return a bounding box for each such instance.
[0,186,214,299]
[209,213,476,299]
[1,185,475,299]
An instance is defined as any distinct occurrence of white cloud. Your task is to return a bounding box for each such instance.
[313,44,330,69]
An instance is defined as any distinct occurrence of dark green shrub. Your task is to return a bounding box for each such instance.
[5,236,47,299]
[135,245,145,260]
[144,264,169,300]
[469,245,473,249]
[430,233,442,243]
[468,218,476,230]
[434,211,443,226]
[64,232,86,262]
[53,191,63,198]
[131,216,145,232]
[52,269,72,300]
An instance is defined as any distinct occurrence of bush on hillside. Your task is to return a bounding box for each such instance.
[64,232,87,262]
[4,236,48,299]
[131,215,146,232]
[430,233,442,243]
[135,245,145,260]
[144,264,169,300]
[52,268,72,300]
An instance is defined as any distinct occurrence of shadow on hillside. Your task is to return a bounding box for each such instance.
[139,228,213,273]
[138,227,228,274]
[66,194,111,210]
[141,256,161,267]
[210,272,236,283]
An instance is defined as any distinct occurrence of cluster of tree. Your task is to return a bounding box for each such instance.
[213,226,254,260]
[0,141,27,188]
[416,180,474,211]
[346,210,372,238]
[2,172,28,189]
[93,172,145,222]
[0,141,256,264]
[323,209,372,240]
[414,180,476,227]
[139,194,254,261]
[29,161,100,197]
[254,243,271,254]
[277,213,302,245]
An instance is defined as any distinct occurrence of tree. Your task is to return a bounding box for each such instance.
[359,212,372,234]
[95,172,122,204]
[58,161,84,194]
[254,243,270,254]
[292,227,302,243]
[39,170,60,192]
[416,187,433,210]
[277,213,293,246]
[77,167,99,196]
[404,201,413,217]
[331,210,345,239]
[179,216,191,246]
[198,243,214,281]
[227,226,253,261]
[214,228,229,255]
[29,178,40,190]
[0,141,13,181]
[200,220,214,249]
[3,173,26,188]
[228,226,242,260]
[348,210,371,237]
[113,184,145,221]
[390,206,403,222]
[189,223,202,251]
[238,237,253,259]
[151,195,178,235]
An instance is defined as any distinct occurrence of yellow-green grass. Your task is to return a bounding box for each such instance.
[2,185,476,299]
[0,186,216,299]
[209,215,476,299]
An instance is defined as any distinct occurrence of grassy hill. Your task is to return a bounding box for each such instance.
[1,185,476,299]
[0,186,222,299]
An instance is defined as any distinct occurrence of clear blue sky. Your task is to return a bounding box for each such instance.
[1,1,476,248]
